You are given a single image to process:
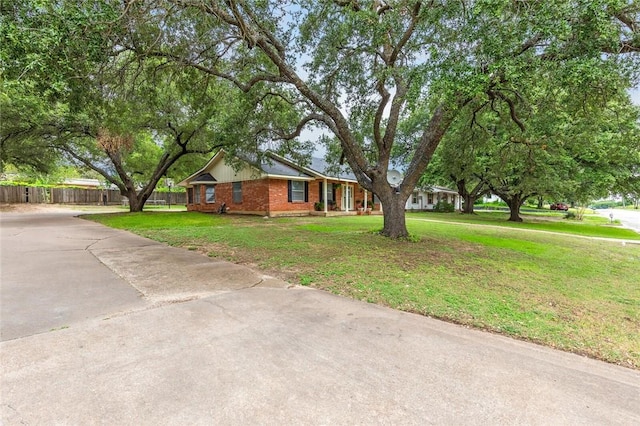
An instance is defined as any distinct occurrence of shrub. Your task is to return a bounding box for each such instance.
[564,211,576,220]
[434,201,455,212]
[591,200,624,209]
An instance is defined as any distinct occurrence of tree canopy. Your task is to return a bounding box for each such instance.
[1,0,308,210]
[2,1,639,227]
[116,0,638,235]
[422,70,640,221]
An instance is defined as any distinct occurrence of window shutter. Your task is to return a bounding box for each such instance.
[304,181,309,202]
[319,182,323,202]
[287,180,292,202]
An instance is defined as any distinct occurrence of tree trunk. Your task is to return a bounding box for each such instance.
[455,179,475,215]
[506,197,523,222]
[379,192,409,238]
[462,194,475,214]
[125,189,151,212]
[127,192,144,212]
[537,195,543,209]
[455,178,489,215]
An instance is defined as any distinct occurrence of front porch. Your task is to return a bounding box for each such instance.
[309,209,383,217]
[314,179,379,215]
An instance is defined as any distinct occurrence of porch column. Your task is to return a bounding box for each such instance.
[345,183,349,212]
[324,178,328,214]
[364,189,368,210]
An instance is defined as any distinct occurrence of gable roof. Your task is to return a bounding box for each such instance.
[268,152,358,183]
[191,173,217,184]
[178,150,314,187]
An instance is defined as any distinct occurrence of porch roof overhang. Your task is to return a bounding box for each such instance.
[266,174,315,181]
[416,185,458,195]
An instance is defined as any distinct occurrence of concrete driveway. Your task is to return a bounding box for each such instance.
[1,207,639,424]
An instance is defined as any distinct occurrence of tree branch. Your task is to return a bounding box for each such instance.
[270,113,328,141]
[56,144,125,193]
[335,0,361,12]
[491,91,526,132]
[138,48,286,92]
[388,2,421,65]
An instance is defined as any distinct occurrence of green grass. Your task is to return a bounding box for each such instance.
[406,211,640,240]
[87,211,640,368]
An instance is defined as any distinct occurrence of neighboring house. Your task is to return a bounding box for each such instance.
[405,186,462,211]
[61,178,119,190]
[178,150,379,217]
[483,193,502,203]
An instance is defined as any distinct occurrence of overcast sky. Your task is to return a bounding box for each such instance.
[630,87,640,105]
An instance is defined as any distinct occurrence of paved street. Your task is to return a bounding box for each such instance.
[601,208,640,233]
[1,207,639,424]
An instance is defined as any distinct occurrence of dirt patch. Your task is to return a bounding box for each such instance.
[0,203,56,212]
[0,203,122,214]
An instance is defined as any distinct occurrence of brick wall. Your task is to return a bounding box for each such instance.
[232,179,270,214]
[186,180,268,214]
[185,178,377,215]
[266,179,312,214]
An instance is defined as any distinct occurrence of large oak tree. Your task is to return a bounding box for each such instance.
[119,0,639,236]
[2,1,311,211]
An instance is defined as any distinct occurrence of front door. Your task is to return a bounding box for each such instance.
[342,185,354,211]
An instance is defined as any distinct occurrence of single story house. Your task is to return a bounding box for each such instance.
[405,186,462,211]
[180,150,462,216]
[178,150,379,217]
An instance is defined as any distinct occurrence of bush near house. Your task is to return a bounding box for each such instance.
[433,201,455,212]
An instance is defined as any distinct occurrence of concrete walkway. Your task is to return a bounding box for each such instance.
[1,207,639,424]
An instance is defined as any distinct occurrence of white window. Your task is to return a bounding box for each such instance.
[427,193,434,204]
[205,186,215,203]
[291,181,305,202]
[412,193,419,204]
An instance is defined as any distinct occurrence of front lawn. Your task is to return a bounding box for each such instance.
[87,212,640,368]
[406,211,639,239]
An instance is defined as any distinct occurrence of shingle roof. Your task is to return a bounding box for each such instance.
[416,185,457,194]
[307,157,358,181]
[259,157,313,178]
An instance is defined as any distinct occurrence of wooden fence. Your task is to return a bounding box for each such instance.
[0,185,186,206]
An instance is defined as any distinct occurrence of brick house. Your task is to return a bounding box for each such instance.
[178,150,379,217]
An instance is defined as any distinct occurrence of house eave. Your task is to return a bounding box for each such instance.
[267,152,359,183]
[177,150,225,187]
[265,174,315,181]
